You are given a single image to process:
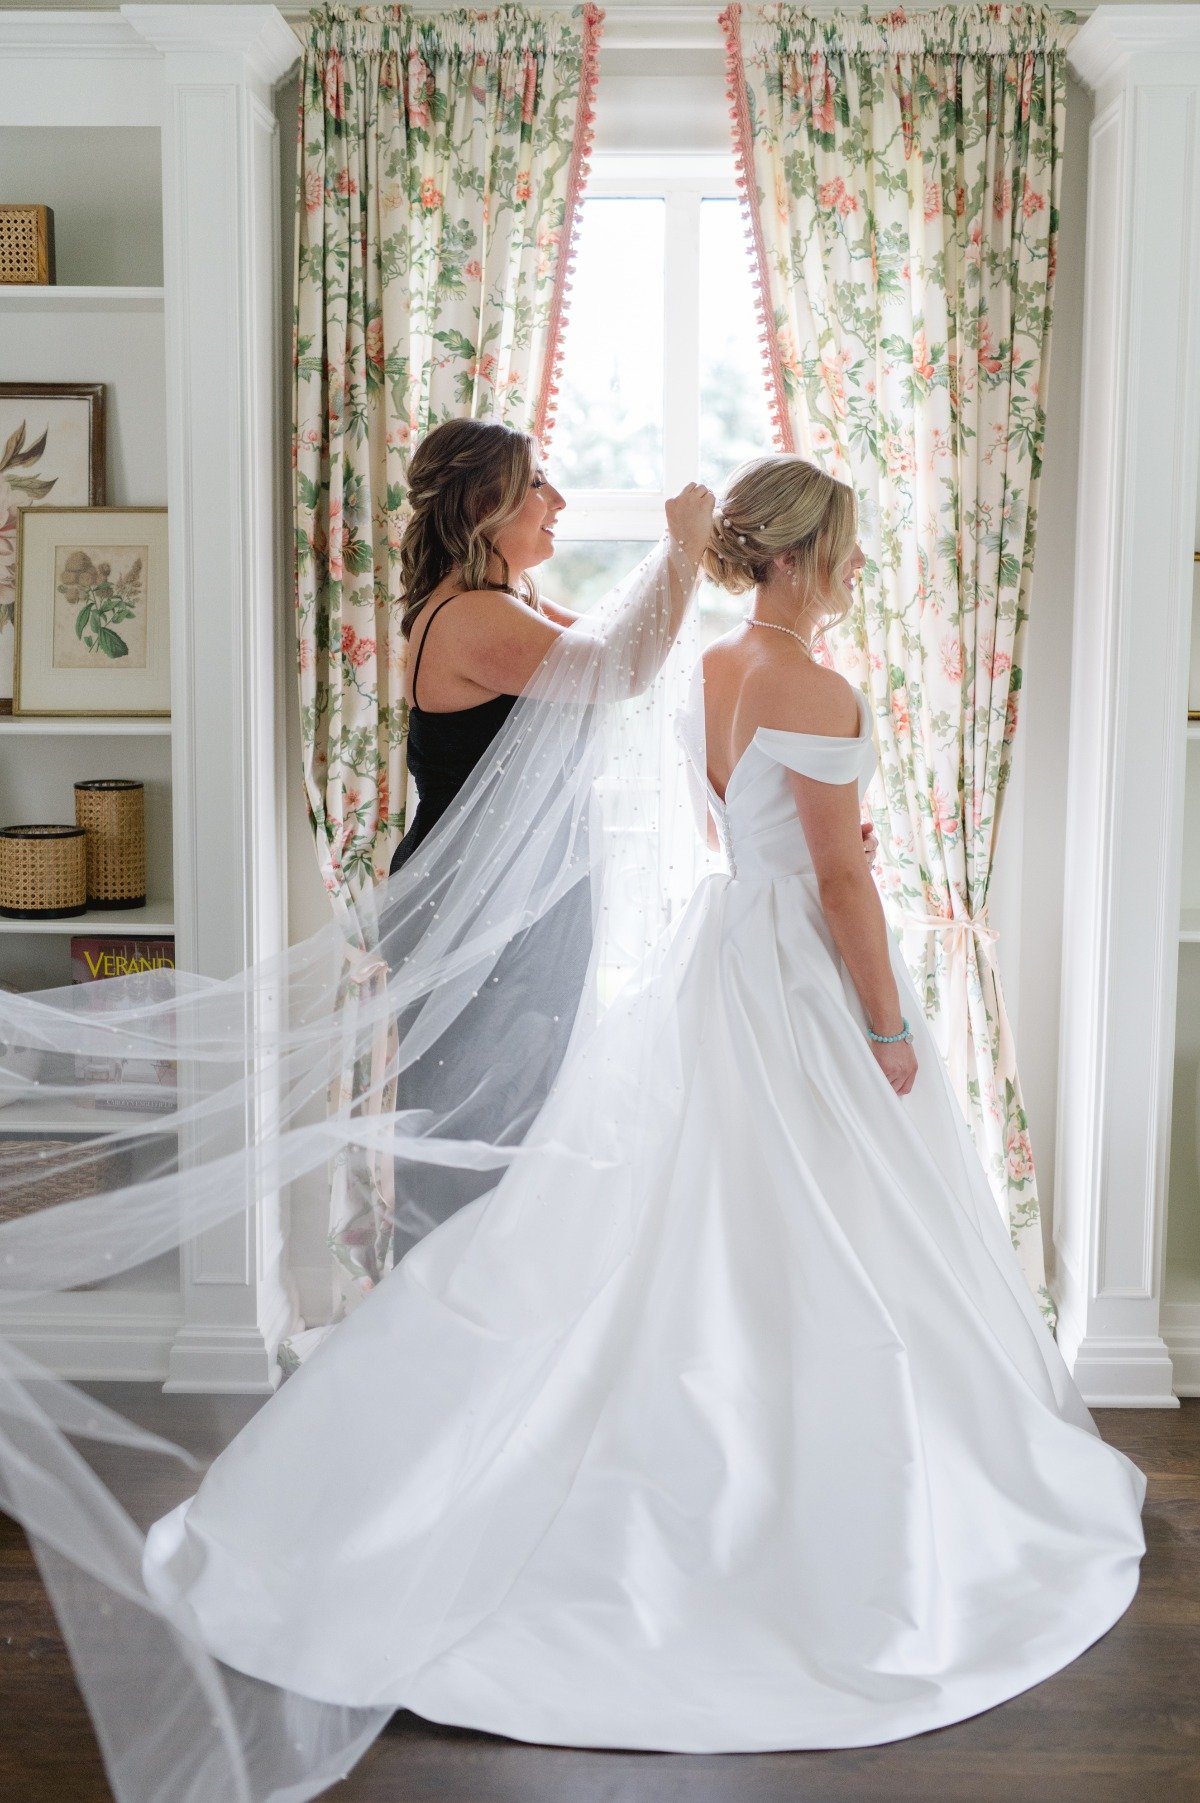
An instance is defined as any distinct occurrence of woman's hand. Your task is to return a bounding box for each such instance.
[665,482,715,567]
[861,821,878,861]
[870,1035,918,1096]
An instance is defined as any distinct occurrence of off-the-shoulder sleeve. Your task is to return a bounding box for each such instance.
[754,712,873,786]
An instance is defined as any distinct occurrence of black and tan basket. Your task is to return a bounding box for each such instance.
[0,204,55,285]
[0,1136,134,1223]
[0,824,87,918]
[74,780,146,909]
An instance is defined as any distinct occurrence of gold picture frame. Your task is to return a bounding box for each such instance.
[0,380,106,714]
[13,506,170,717]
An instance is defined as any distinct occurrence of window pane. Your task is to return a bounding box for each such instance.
[549,200,665,492]
[698,200,776,489]
[698,578,744,647]
[544,540,656,613]
[549,541,745,650]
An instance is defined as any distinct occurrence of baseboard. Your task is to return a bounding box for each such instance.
[0,1292,181,1382]
[1161,1302,1200,1397]
[163,1320,286,1394]
[1061,1331,1180,1408]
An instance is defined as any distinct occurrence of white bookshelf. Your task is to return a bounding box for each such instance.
[0,104,178,1381]
[0,901,174,937]
[0,718,171,735]
[0,1097,166,1135]
[0,6,300,1390]
[0,286,164,312]
[0,703,174,983]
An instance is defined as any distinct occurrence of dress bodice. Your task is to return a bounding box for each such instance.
[390,694,518,873]
[703,687,878,882]
[405,694,517,818]
[389,584,521,876]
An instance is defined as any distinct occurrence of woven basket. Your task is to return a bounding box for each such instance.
[0,824,87,918]
[0,1139,135,1292]
[0,204,54,285]
[74,780,146,908]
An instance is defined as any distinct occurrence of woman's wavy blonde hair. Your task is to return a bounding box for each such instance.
[398,418,539,639]
[702,455,859,636]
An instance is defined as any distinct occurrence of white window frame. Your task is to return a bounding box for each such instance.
[551,152,743,547]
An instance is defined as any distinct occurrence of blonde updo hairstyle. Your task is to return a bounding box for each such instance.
[702,455,859,636]
[398,418,539,639]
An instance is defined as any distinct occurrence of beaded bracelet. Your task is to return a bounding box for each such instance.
[866,1017,913,1044]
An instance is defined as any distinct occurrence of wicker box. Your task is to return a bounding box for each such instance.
[0,204,55,285]
[0,824,87,918]
[74,780,146,909]
[0,1135,135,1231]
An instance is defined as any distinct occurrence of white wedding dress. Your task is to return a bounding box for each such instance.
[142,684,1146,1752]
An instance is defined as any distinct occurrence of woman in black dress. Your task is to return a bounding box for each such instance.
[385,418,712,1258]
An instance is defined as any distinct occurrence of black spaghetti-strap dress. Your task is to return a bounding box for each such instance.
[389,593,518,875]
[385,591,592,1261]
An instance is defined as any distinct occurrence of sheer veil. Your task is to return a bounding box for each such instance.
[0,536,721,1800]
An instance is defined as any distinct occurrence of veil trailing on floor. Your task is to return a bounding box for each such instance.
[0,536,719,1801]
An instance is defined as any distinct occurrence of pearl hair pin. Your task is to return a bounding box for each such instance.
[713,503,766,548]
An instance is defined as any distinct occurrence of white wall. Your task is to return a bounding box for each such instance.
[0,125,163,284]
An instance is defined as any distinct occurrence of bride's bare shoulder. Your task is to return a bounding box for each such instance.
[723,637,859,741]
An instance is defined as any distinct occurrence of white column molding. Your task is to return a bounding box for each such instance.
[1054,6,1200,1405]
[123,5,301,1391]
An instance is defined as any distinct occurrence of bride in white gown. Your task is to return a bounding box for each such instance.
[139,453,1146,1756]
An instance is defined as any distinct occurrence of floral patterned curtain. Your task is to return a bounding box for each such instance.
[721,1,1073,1325]
[294,2,602,924]
[287,3,601,1345]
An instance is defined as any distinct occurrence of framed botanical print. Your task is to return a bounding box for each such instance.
[0,382,105,714]
[13,507,170,717]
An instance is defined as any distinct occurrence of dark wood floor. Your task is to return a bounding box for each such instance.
[2,1390,1197,1803]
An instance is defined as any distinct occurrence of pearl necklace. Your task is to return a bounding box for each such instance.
[746,617,814,658]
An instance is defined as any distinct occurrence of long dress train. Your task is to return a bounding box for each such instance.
[142,685,1146,1752]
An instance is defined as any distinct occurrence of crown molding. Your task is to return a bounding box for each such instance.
[123,4,300,80]
[0,6,299,75]
[1069,6,1200,95]
[0,9,149,54]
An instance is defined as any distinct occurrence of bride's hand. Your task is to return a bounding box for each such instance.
[871,1037,918,1096]
[665,482,715,566]
[861,822,878,861]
